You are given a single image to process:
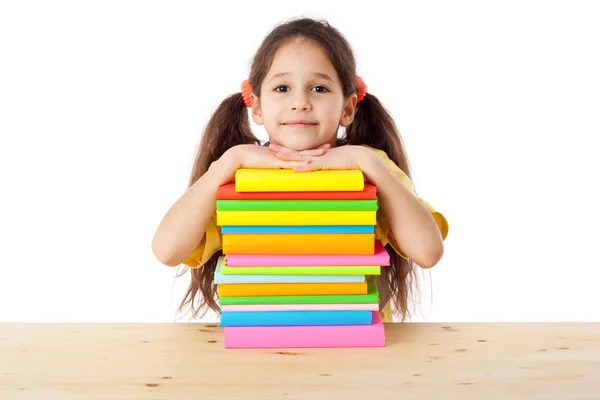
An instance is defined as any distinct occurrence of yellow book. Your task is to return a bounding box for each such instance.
[217,210,376,226]
[217,280,368,297]
[234,169,365,192]
[222,233,375,255]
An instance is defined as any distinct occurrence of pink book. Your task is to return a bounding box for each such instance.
[225,241,390,267]
[220,303,379,312]
[224,311,385,349]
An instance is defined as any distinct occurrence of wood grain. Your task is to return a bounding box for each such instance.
[1,322,599,399]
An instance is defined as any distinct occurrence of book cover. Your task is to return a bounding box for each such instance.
[218,280,379,305]
[216,182,377,200]
[223,311,385,348]
[222,233,375,255]
[219,310,373,327]
[217,280,367,297]
[221,264,381,276]
[225,240,389,265]
[217,210,376,226]
[214,257,365,283]
[221,225,375,234]
[216,199,378,211]
[234,169,365,192]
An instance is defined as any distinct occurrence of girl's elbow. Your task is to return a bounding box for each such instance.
[152,236,181,267]
[156,253,181,267]
[416,241,444,269]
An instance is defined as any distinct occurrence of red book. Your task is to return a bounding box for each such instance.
[216,183,377,200]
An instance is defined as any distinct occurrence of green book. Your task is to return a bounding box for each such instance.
[219,280,379,305]
[221,264,381,276]
[215,199,378,211]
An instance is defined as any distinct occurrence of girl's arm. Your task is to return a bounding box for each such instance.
[152,144,310,266]
[151,149,239,267]
[357,148,444,268]
[272,144,444,267]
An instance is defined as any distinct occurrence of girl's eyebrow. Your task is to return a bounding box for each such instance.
[268,72,333,82]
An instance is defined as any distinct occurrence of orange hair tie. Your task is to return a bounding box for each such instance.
[356,75,367,102]
[240,76,367,107]
[241,80,253,107]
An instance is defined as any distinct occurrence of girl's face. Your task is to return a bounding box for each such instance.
[251,38,357,151]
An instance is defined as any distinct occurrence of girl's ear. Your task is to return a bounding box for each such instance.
[339,93,358,127]
[250,93,264,125]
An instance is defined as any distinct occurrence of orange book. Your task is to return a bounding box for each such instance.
[218,280,367,297]
[222,233,375,255]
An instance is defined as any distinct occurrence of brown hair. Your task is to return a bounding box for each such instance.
[178,17,422,322]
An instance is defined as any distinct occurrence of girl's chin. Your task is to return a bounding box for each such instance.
[275,140,321,152]
[289,137,336,150]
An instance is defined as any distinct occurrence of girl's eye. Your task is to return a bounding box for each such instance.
[273,85,329,93]
[312,86,329,93]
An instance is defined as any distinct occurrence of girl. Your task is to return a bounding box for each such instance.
[152,17,449,323]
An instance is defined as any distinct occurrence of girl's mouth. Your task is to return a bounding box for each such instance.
[283,120,318,128]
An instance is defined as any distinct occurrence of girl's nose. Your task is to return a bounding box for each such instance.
[289,93,312,112]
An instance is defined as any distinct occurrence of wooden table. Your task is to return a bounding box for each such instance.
[1,322,599,399]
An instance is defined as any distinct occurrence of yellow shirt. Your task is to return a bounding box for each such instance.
[182,145,449,322]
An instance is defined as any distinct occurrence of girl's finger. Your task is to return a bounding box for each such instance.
[276,152,315,162]
[268,143,292,154]
[297,148,327,156]
[270,143,329,156]
[267,143,281,153]
[281,160,310,169]
[293,161,322,172]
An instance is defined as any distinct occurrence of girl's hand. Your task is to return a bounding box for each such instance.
[225,144,310,170]
[271,144,368,172]
[268,142,331,159]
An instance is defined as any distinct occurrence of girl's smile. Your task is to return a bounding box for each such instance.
[282,119,319,128]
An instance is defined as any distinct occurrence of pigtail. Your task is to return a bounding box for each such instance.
[188,93,260,186]
[343,93,411,177]
[178,92,259,320]
[342,92,419,322]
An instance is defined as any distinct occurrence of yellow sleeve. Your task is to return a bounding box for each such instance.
[181,211,223,268]
[363,145,449,259]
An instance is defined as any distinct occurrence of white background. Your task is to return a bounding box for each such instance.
[1,1,599,323]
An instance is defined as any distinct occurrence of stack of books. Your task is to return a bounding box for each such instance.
[214,169,389,349]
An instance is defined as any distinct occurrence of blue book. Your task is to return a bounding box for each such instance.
[219,310,373,327]
[220,225,374,234]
